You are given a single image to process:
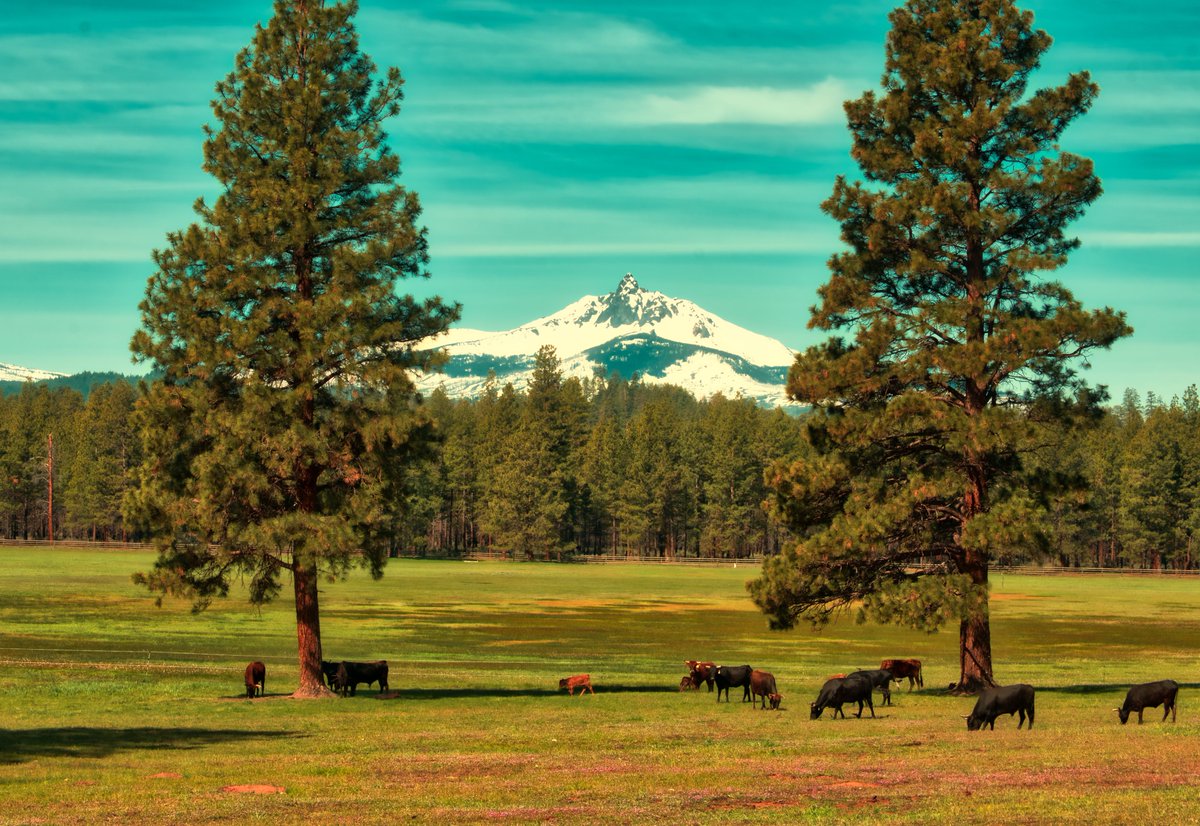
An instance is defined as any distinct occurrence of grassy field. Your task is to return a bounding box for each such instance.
[1,546,1199,824]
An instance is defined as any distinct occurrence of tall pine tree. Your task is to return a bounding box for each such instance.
[749,0,1130,691]
[127,0,458,696]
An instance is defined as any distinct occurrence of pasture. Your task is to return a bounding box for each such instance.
[1,547,1199,824]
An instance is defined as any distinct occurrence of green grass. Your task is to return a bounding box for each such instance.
[1,547,1199,824]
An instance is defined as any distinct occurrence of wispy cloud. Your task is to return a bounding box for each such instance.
[1080,231,1200,249]
[627,78,850,126]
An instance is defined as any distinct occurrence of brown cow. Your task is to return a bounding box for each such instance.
[880,659,923,690]
[749,669,779,710]
[559,674,594,695]
[679,674,698,691]
[244,661,265,698]
[684,660,716,692]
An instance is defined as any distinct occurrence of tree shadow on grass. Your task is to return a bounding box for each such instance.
[0,727,303,764]
[1037,682,1200,695]
[353,683,681,701]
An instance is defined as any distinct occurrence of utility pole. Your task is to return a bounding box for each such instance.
[47,433,54,543]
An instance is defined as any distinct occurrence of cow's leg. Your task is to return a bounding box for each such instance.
[1163,704,1171,722]
[1028,704,1034,729]
[1018,709,1025,729]
[866,696,875,719]
[1138,709,1144,724]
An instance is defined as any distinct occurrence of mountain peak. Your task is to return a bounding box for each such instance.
[419,272,798,408]
[616,272,640,295]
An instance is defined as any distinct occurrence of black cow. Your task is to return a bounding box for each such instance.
[810,673,875,720]
[1115,679,1178,725]
[244,661,265,698]
[714,665,754,703]
[965,684,1035,730]
[334,660,390,696]
[321,660,342,687]
[848,669,893,706]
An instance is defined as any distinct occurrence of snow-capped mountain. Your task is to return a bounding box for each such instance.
[0,362,67,383]
[418,274,799,408]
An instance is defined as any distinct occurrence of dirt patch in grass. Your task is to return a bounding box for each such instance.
[222,784,285,794]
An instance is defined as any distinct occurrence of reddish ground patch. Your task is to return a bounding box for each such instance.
[148,772,182,779]
[222,784,285,794]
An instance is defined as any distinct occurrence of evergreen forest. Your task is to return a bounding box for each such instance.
[1,352,1196,570]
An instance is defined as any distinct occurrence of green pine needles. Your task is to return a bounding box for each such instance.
[749,0,1131,691]
[127,0,459,696]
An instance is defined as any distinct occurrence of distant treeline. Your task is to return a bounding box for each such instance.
[1,358,1197,568]
[0,371,148,400]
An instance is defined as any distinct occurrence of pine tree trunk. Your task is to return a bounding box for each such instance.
[954,444,996,694]
[957,605,995,693]
[291,559,332,698]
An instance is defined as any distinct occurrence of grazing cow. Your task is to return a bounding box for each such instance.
[320,660,342,687]
[749,669,779,710]
[810,674,875,720]
[714,665,754,703]
[880,659,923,690]
[334,660,389,697]
[684,660,716,692]
[848,669,893,706]
[965,684,1035,730]
[244,661,265,699]
[1115,680,1178,725]
[679,675,698,691]
[559,674,594,695]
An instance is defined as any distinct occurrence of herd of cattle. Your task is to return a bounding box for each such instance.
[241,655,1180,729]
[242,659,390,698]
[675,659,1180,729]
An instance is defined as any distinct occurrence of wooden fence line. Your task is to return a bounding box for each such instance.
[4,539,1200,576]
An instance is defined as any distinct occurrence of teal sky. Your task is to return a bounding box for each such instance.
[2,1,1196,401]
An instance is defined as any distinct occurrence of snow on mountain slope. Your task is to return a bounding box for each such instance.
[0,362,67,383]
[419,274,800,409]
[430,273,793,367]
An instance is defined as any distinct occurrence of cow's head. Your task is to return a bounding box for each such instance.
[809,702,823,720]
[965,714,982,731]
[558,678,569,690]
[1114,707,1130,725]
[769,693,782,710]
